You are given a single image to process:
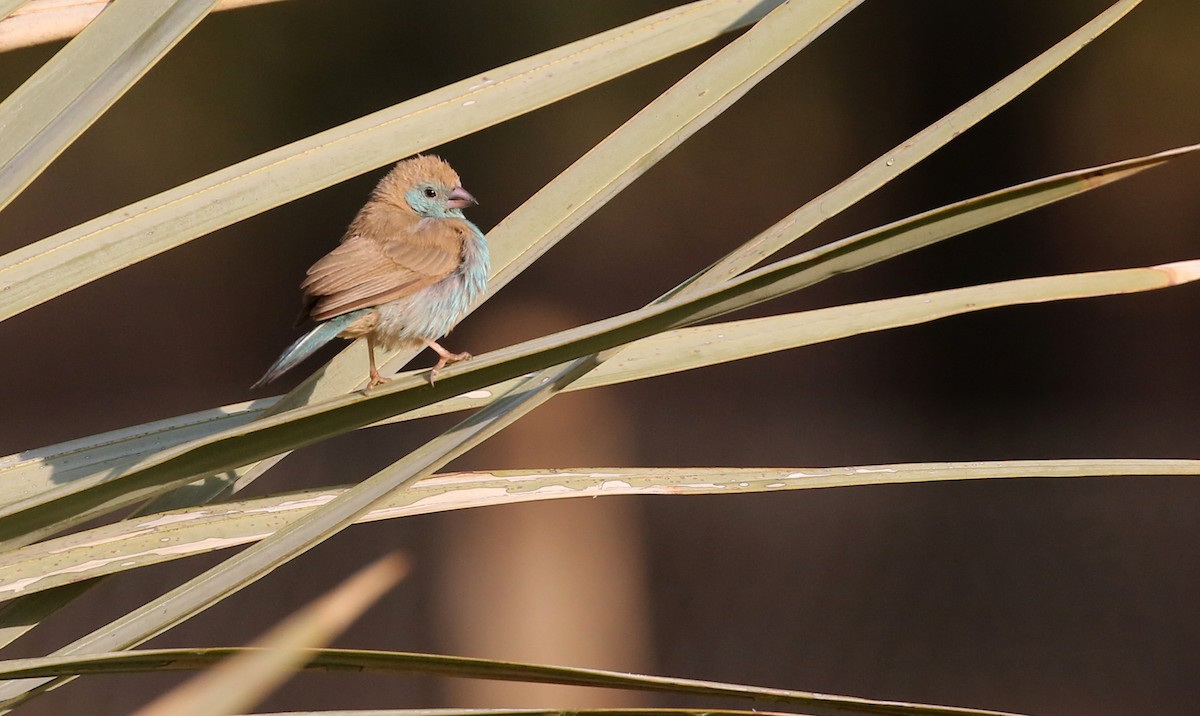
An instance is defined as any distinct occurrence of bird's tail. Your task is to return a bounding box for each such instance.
[251,309,372,389]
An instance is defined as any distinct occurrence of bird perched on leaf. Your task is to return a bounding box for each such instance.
[253,155,489,390]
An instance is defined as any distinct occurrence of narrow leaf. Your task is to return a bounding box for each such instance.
[198,0,862,505]
[678,0,1144,290]
[4,249,1194,548]
[0,3,865,706]
[134,554,407,716]
[2,143,1190,504]
[0,0,876,545]
[0,0,291,52]
[0,459,1194,601]
[0,647,1022,716]
[0,0,216,211]
[0,0,784,323]
[0,0,830,664]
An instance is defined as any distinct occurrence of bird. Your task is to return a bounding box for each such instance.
[253,154,489,391]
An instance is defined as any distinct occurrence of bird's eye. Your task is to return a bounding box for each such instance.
[423,187,438,199]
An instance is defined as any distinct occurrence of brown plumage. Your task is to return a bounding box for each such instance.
[255,155,489,390]
[302,156,470,322]
[301,218,467,322]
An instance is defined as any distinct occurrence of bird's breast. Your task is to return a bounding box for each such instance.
[372,226,489,348]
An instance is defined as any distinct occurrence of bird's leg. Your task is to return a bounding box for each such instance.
[425,339,471,385]
[365,334,389,390]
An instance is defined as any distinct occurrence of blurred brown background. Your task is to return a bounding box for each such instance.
[2,1,1199,714]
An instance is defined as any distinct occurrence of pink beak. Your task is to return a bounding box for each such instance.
[446,186,477,209]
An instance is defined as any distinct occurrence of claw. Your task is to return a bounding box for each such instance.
[363,334,391,393]
[424,340,471,385]
[366,367,390,392]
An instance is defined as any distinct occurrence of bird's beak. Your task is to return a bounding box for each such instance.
[446,186,478,209]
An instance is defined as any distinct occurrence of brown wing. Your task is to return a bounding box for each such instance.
[302,219,465,322]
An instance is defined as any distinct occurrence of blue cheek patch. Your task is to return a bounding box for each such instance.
[405,186,465,219]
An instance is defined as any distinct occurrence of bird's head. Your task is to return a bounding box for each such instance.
[377,154,478,219]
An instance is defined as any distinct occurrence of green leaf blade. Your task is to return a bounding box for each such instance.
[0,647,1024,716]
[0,460,1196,601]
[3,254,1196,548]
[0,0,784,324]
[683,0,1144,289]
[0,0,217,211]
[2,143,1189,506]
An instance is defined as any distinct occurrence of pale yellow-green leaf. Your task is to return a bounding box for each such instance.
[0,460,1195,602]
[0,0,291,52]
[0,2,1152,705]
[194,0,864,508]
[0,0,826,667]
[0,646,1025,716]
[0,398,266,510]
[0,583,88,656]
[5,249,1192,549]
[0,3,861,706]
[682,0,1144,289]
[133,554,406,716]
[388,0,1148,562]
[196,0,862,509]
[0,0,216,211]
[0,0,784,324]
[267,0,1144,430]
[4,141,1187,518]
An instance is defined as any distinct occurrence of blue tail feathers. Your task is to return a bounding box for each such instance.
[251,309,372,389]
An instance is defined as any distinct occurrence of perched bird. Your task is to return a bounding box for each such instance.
[253,155,489,390]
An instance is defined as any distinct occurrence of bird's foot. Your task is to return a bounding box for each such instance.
[427,350,472,386]
[365,367,390,393]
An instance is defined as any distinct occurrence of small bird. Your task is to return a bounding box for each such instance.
[253,155,489,390]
